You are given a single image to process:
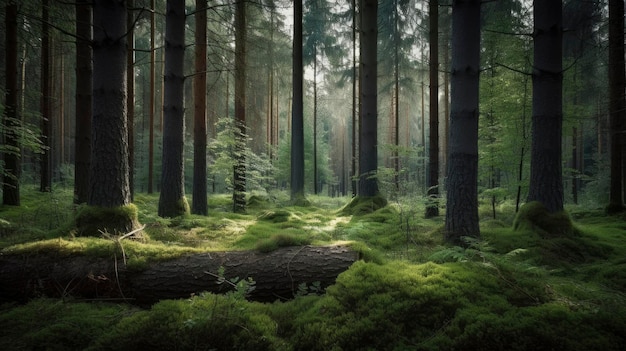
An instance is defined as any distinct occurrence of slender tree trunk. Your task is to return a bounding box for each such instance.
[607,0,625,213]
[89,0,131,208]
[192,0,208,215]
[351,0,358,197]
[3,1,20,206]
[148,0,156,194]
[445,0,481,245]
[127,0,135,201]
[291,0,306,203]
[358,0,379,197]
[527,0,563,213]
[515,75,529,213]
[233,0,247,212]
[393,0,400,192]
[158,0,189,218]
[426,0,439,218]
[74,0,92,204]
[40,0,52,193]
[313,51,318,194]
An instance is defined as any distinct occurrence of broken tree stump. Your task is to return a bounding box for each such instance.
[0,245,359,305]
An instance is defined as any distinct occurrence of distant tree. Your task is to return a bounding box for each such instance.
[358,0,380,197]
[445,0,481,245]
[607,0,625,213]
[291,0,306,203]
[158,0,189,217]
[233,0,247,213]
[2,0,20,206]
[73,0,92,205]
[40,0,52,192]
[425,0,439,218]
[192,0,208,215]
[527,0,563,213]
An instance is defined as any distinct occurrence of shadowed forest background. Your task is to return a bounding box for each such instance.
[1,0,626,350]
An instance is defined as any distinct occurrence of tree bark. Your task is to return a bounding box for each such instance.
[527,0,564,213]
[192,0,208,215]
[358,0,379,197]
[158,0,189,217]
[74,0,92,205]
[291,0,306,202]
[0,246,358,305]
[233,0,247,213]
[607,0,625,213]
[425,0,439,218]
[3,1,20,206]
[90,0,131,208]
[148,0,156,194]
[445,0,481,245]
[40,0,52,193]
[127,0,136,201]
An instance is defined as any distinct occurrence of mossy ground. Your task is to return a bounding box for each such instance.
[1,189,626,350]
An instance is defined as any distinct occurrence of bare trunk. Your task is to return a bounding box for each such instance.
[445,0,481,245]
[127,0,135,201]
[426,0,440,218]
[89,0,131,207]
[74,0,92,205]
[358,0,379,197]
[233,0,247,212]
[148,0,156,194]
[192,0,208,215]
[527,0,563,213]
[40,0,52,193]
[3,1,20,205]
[158,0,188,217]
[291,0,305,202]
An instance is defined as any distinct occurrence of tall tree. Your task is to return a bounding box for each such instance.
[74,0,92,204]
[291,0,306,203]
[351,0,358,197]
[358,0,380,197]
[527,0,563,213]
[607,0,625,213]
[425,0,439,218]
[445,0,481,245]
[158,0,189,217]
[2,1,20,206]
[233,0,247,212]
[86,0,138,235]
[148,0,156,194]
[127,0,135,200]
[192,0,208,215]
[40,0,52,192]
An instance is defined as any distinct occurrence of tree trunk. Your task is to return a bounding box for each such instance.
[148,0,156,194]
[3,1,20,206]
[0,246,358,305]
[425,0,439,218]
[127,0,136,201]
[527,0,564,213]
[40,0,52,193]
[233,0,247,213]
[74,0,92,205]
[607,0,625,213]
[192,0,208,215]
[351,0,358,197]
[358,0,379,197]
[158,0,189,218]
[313,51,319,194]
[90,0,131,208]
[445,0,481,245]
[291,0,306,203]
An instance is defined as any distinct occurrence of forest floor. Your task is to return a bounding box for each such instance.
[1,186,625,350]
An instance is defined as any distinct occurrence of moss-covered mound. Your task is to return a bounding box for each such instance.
[513,201,577,237]
[75,204,142,237]
[340,195,388,216]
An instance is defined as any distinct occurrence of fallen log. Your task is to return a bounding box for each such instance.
[0,245,358,305]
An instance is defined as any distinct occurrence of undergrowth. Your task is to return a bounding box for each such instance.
[1,188,626,350]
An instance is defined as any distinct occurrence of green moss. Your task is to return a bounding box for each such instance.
[340,195,388,216]
[257,210,292,223]
[255,233,312,252]
[75,204,142,237]
[513,201,577,237]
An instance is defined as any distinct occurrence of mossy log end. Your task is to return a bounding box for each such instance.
[0,245,358,306]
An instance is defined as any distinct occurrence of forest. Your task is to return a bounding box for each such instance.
[1,0,626,350]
